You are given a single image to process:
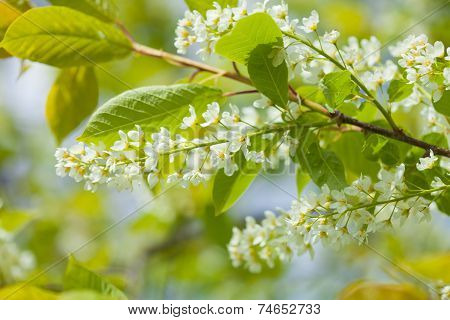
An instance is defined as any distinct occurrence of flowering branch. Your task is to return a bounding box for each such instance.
[229,165,448,272]
[282,30,401,132]
[131,42,450,158]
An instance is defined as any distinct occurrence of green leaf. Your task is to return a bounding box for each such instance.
[79,84,223,144]
[215,13,282,65]
[59,289,116,300]
[0,284,58,300]
[0,210,33,234]
[0,6,132,67]
[339,281,428,300]
[421,132,448,148]
[304,142,347,189]
[362,135,400,166]
[213,151,261,215]
[322,70,356,109]
[295,167,310,197]
[407,253,450,283]
[64,256,127,299]
[336,102,359,117]
[331,132,379,180]
[46,67,98,144]
[433,90,450,116]
[358,101,378,122]
[248,44,288,107]
[387,79,413,102]
[296,85,326,105]
[296,131,346,190]
[0,1,25,39]
[0,0,31,59]
[49,0,118,22]
[184,0,238,15]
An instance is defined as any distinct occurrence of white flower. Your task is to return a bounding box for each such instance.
[226,130,250,153]
[232,0,248,20]
[221,104,241,127]
[180,105,198,129]
[374,164,405,200]
[183,169,207,186]
[425,41,444,59]
[201,102,221,127]
[253,96,272,109]
[267,1,289,21]
[299,10,319,33]
[406,68,418,83]
[218,8,234,33]
[210,143,238,176]
[416,150,438,171]
[361,36,381,66]
[152,127,173,153]
[206,3,222,28]
[440,285,450,300]
[144,144,158,171]
[444,68,450,88]
[243,148,265,163]
[147,172,159,189]
[323,30,340,44]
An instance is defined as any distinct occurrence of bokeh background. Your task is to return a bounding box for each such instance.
[0,0,449,299]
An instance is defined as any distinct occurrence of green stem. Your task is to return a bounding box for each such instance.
[307,186,449,218]
[282,31,400,132]
[162,121,335,156]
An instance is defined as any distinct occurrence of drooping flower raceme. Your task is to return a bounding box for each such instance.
[228,165,448,272]
[0,228,35,284]
[55,101,299,192]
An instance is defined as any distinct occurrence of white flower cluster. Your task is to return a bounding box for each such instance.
[228,164,448,272]
[55,101,298,192]
[389,34,449,101]
[0,228,35,284]
[440,285,450,300]
[175,0,300,59]
[175,2,450,133]
[416,150,438,171]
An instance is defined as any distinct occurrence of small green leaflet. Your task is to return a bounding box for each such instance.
[387,79,413,102]
[295,167,310,197]
[46,67,98,144]
[0,6,132,67]
[215,13,282,65]
[49,0,118,22]
[184,0,238,15]
[433,90,450,116]
[213,151,261,215]
[296,85,326,105]
[322,70,356,109]
[79,84,223,144]
[248,44,289,107]
[64,256,127,300]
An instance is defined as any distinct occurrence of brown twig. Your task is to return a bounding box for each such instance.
[223,89,259,97]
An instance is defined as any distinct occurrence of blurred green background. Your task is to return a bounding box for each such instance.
[0,0,449,299]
